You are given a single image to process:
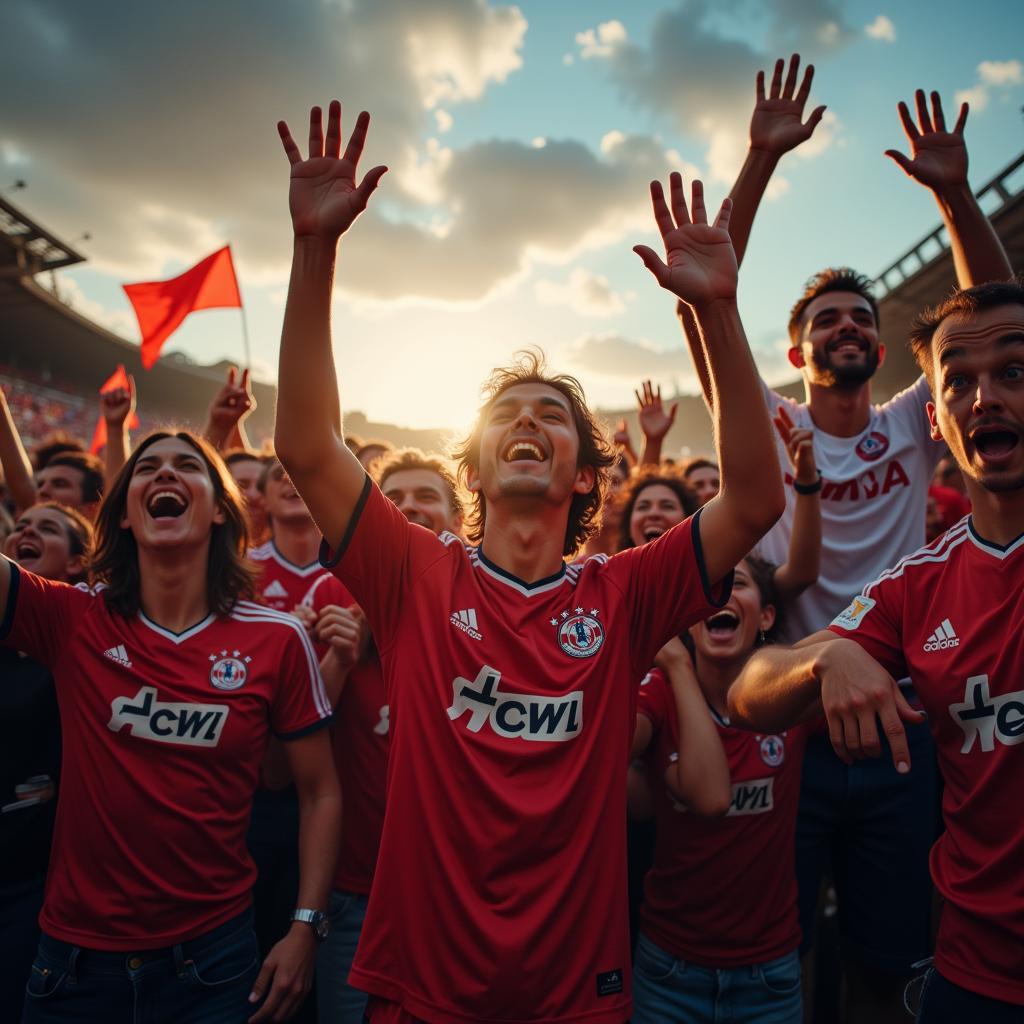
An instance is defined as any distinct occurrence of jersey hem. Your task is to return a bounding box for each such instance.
[639,923,800,971]
[691,508,734,608]
[276,713,333,741]
[0,559,20,640]
[934,950,1024,1006]
[320,474,373,568]
[349,967,633,1024]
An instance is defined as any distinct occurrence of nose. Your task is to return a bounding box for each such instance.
[154,460,180,481]
[512,406,539,430]
[972,375,1005,415]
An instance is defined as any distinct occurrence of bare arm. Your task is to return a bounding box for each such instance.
[636,380,678,466]
[99,376,135,489]
[274,102,387,549]
[248,727,341,1022]
[727,630,925,772]
[204,367,255,452]
[885,91,1012,287]
[612,420,638,469]
[0,389,37,513]
[314,603,369,707]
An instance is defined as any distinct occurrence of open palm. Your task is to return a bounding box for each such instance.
[750,55,826,156]
[886,90,968,191]
[635,175,737,307]
[278,102,387,241]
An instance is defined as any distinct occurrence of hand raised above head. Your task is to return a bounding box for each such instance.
[773,405,817,485]
[635,380,678,443]
[885,89,969,192]
[100,376,136,428]
[750,54,827,157]
[634,175,737,308]
[277,100,388,242]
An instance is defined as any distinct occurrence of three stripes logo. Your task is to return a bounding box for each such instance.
[103,644,133,669]
[924,619,959,652]
[450,608,482,641]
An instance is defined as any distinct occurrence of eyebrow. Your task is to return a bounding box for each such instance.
[938,332,1024,366]
[810,305,873,321]
[490,394,571,415]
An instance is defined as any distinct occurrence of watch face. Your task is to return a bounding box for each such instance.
[314,915,330,941]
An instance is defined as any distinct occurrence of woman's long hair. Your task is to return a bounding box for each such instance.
[90,431,255,618]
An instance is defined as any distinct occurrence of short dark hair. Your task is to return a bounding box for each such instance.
[45,451,105,505]
[223,448,267,469]
[90,431,254,618]
[788,267,879,344]
[682,456,718,479]
[374,447,463,520]
[32,501,95,584]
[617,467,699,552]
[33,432,86,470]
[451,350,615,558]
[910,277,1024,375]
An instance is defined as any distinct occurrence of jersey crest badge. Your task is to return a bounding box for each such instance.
[855,431,889,461]
[831,595,876,631]
[551,607,605,659]
[759,734,785,767]
[209,650,251,691]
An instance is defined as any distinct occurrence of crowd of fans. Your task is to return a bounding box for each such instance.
[0,53,1021,1024]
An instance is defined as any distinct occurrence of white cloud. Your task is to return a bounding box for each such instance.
[56,275,136,337]
[955,84,989,112]
[568,334,693,380]
[534,268,626,316]
[864,14,896,42]
[765,176,790,200]
[575,20,628,59]
[531,137,547,148]
[956,59,1023,115]
[434,109,454,133]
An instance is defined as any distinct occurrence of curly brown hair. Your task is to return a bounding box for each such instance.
[450,350,615,558]
[374,447,464,521]
[616,467,699,552]
[90,431,255,618]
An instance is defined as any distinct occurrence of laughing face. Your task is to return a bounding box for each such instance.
[120,437,225,551]
[262,463,311,526]
[629,483,687,547]
[5,506,85,582]
[927,304,1024,496]
[791,291,884,389]
[690,559,775,664]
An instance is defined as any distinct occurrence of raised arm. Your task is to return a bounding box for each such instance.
[0,387,38,513]
[99,374,135,488]
[727,630,924,772]
[203,366,254,452]
[634,175,785,584]
[636,379,678,466]
[885,90,1012,287]
[274,101,387,549]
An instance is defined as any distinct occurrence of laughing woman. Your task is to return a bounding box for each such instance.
[0,431,340,1024]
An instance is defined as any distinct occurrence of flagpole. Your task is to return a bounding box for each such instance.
[239,303,252,371]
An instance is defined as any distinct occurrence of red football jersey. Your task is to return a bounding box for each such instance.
[828,517,1024,1004]
[0,563,330,950]
[636,669,809,966]
[302,573,388,894]
[249,540,325,611]
[322,479,732,1023]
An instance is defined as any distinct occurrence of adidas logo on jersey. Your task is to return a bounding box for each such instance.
[450,608,482,641]
[103,644,133,669]
[446,666,582,743]
[950,675,1024,754]
[108,687,229,748]
[924,619,959,652]
[262,580,290,599]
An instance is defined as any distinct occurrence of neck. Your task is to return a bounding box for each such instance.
[804,379,873,437]
[694,650,747,717]
[965,482,1024,546]
[137,542,211,633]
[480,502,568,583]
[271,518,321,566]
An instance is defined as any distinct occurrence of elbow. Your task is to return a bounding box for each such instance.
[692,786,732,819]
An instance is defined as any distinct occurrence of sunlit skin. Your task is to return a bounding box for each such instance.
[690,560,775,671]
[926,306,1024,523]
[35,464,87,510]
[629,483,687,547]
[685,466,720,506]
[4,506,84,582]
[790,291,886,390]
[357,445,390,472]
[382,468,461,535]
[228,457,268,541]
[263,464,311,526]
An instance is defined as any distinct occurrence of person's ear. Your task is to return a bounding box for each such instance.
[465,466,481,493]
[877,342,887,368]
[573,465,596,495]
[760,604,777,634]
[787,346,805,370]
[66,553,86,580]
[927,401,943,443]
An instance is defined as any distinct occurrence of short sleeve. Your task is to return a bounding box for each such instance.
[318,480,448,651]
[269,619,333,740]
[826,574,907,681]
[603,508,733,675]
[1,562,91,668]
[637,669,672,730]
[881,375,943,470]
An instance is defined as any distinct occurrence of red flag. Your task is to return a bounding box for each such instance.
[123,246,242,369]
[90,365,140,454]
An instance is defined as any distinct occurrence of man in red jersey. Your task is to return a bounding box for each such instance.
[728,280,1024,1023]
[273,100,784,1023]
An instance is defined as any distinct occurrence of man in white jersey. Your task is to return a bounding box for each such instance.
[679,57,1013,1021]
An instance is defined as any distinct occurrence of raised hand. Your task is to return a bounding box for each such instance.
[278,101,388,241]
[207,366,254,433]
[773,405,817,486]
[750,54,826,157]
[885,90,968,192]
[634,175,737,308]
[100,375,136,429]
[315,604,369,670]
[635,380,678,443]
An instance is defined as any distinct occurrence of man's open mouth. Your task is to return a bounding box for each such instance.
[971,425,1020,460]
[503,440,545,463]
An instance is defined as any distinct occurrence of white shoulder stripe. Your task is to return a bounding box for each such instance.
[863,525,969,597]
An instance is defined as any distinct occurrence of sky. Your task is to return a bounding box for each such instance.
[3,0,1023,432]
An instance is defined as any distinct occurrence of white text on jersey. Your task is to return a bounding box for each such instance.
[450,608,482,641]
[446,666,582,742]
[108,687,229,748]
[950,675,1024,754]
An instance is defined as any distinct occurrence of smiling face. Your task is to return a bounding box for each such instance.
[685,465,720,506]
[120,437,225,551]
[35,463,86,509]
[382,467,460,535]
[690,559,775,664]
[927,304,1024,496]
[791,291,884,389]
[262,462,311,526]
[5,506,85,582]
[629,483,687,547]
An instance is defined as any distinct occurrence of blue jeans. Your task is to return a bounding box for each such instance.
[316,889,370,1024]
[914,966,1024,1023]
[632,932,802,1024]
[21,909,259,1024]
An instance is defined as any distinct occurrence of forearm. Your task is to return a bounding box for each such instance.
[294,781,342,912]
[727,641,828,731]
[0,393,37,513]
[774,490,821,600]
[639,436,663,467]
[677,300,713,409]
[103,424,130,489]
[319,649,353,708]
[727,148,780,268]
[933,183,1012,288]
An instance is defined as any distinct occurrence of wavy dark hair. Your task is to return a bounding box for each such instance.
[18,501,95,584]
[788,267,879,343]
[742,553,784,645]
[617,467,699,552]
[90,431,254,618]
[450,350,615,558]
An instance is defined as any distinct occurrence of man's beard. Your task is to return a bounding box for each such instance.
[810,346,880,389]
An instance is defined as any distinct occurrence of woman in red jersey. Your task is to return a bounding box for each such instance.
[0,431,340,1024]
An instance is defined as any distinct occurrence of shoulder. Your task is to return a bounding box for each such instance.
[863,517,972,599]
[876,375,930,417]
[229,601,317,653]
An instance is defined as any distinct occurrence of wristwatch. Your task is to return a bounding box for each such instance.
[291,908,330,941]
